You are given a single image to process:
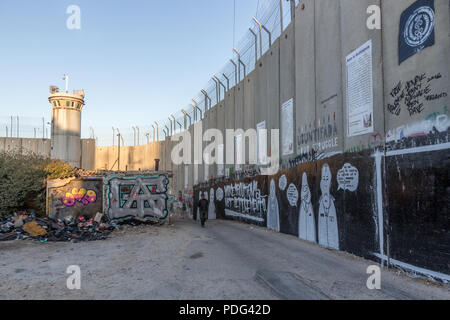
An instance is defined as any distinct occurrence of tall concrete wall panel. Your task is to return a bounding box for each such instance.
[280,23,296,162]
[0,138,51,158]
[295,1,317,160]
[81,139,95,170]
[314,0,344,155]
[382,0,449,150]
[224,88,236,174]
[243,70,257,165]
[341,0,384,152]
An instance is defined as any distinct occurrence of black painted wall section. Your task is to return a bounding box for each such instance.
[193,147,449,279]
[385,148,450,275]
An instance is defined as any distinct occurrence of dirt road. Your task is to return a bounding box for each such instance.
[0,218,448,300]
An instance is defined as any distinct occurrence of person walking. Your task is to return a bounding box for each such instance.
[198,193,209,227]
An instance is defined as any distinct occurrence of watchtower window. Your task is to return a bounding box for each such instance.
[66,101,70,107]
[53,101,57,107]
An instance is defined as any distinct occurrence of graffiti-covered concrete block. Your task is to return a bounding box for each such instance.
[106,174,169,222]
[47,177,103,220]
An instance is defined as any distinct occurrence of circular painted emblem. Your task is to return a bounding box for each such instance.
[404,6,435,47]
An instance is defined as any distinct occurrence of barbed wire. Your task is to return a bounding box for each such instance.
[152,0,296,143]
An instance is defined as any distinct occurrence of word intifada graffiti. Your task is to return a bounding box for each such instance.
[62,188,97,207]
[106,174,169,223]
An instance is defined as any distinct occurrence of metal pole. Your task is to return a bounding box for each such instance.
[249,28,258,65]
[17,116,19,138]
[6,126,8,138]
[168,117,173,135]
[201,90,211,112]
[154,122,159,141]
[151,125,156,142]
[146,133,150,144]
[136,126,140,145]
[182,109,192,128]
[117,133,121,171]
[171,116,177,134]
[10,116,13,138]
[214,75,226,100]
[252,18,263,58]
[230,59,238,86]
[211,77,219,103]
[222,73,230,91]
[279,0,284,32]
[233,49,241,82]
[290,0,295,21]
[42,117,45,139]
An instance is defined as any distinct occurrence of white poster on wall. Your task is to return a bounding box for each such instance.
[257,121,267,165]
[217,144,224,176]
[281,98,294,156]
[346,39,374,137]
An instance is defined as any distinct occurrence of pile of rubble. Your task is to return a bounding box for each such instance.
[0,212,115,242]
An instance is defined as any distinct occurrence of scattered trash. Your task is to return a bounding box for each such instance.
[23,221,47,237]
[0,212,113,242]
[0,211,162,243]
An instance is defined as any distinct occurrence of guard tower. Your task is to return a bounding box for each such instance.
[48,75,85,168]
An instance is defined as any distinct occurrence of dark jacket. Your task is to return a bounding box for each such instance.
[198,199,209,212]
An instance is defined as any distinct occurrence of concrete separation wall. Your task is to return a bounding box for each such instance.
[192,0,449,282]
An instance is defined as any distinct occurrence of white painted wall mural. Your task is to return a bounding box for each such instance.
[208,188,216,220]
[299,173,316,243]
[318,164,339,250]
[267,179,280,232]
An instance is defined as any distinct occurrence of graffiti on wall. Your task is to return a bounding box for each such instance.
[208,188,216,219]
[296,113,339,167]
[106,174,169,222]
[224,180,267,223]
[298,173,316,243]
[386,73,447,117]
[62,188,97,207]
[267,179,280,231]
[386,107,449,150]
[318,164,339,250]
[399,0,435,64]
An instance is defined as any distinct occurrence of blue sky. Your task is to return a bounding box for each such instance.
[0,0,269,144]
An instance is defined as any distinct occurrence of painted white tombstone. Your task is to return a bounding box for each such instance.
[299,173,316,243]
[216,187,224,201]
[318,164,339,250]
[208,188,216,220]
[267,179,280,232]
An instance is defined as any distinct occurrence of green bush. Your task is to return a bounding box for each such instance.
[0,152,76,218]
